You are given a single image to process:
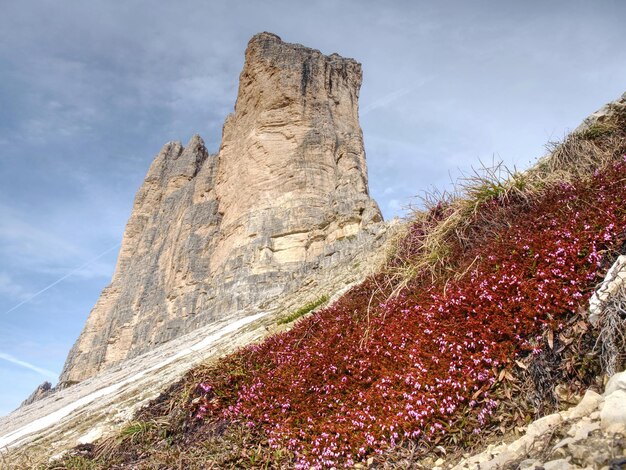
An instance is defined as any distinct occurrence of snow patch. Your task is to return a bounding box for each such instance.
[0,312,267,449]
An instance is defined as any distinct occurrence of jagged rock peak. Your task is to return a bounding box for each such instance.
[239,32,362,110]
[20,381,53,408]
[58,33,383,386]
[244,32,361,80]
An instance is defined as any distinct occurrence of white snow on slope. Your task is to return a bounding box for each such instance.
[0,312,267,451]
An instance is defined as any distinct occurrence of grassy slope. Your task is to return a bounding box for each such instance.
[30,105,626,469]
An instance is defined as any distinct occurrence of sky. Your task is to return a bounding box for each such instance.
[0,0,625,416]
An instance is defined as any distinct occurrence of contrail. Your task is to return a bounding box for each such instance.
[2,242,121,316]
[0,352,58,379]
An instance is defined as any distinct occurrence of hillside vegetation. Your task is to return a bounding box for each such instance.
[11,103,626,469]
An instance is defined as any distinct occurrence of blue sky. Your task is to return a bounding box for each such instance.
[0,0,625,415]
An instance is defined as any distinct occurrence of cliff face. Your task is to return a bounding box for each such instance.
[59,33,383,385]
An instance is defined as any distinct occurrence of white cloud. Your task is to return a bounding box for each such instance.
[0,204,83,266]
[387,199,404,214]
[0,202,118,281]
[0,273,30,301]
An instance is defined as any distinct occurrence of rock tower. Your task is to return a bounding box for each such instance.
[59,32,383,385]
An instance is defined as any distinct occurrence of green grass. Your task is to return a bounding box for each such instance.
[277,295,329,325]
[117,420,157,445]
[577,121,619,141]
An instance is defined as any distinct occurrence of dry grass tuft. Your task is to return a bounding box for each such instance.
[386,103,626,293]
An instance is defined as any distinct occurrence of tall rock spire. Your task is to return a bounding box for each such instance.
[59,33,382,385]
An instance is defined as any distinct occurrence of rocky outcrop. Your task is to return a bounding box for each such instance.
[574,91,626,133]
[451,375,626,470]
[589,255,626,327]
[20,382,53,408]
[59,32,383,385]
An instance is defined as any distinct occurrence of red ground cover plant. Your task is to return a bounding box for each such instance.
[191,159,626,468]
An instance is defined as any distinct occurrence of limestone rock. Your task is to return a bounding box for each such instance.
[59,32,384,385]
[518,459,543,469]
[574,91,626,134]
[588,255,626,326]
[604,370,626,396]
[527,413,564,437]
[600,389,626,434]
[20,382,53,408]
[566,418,599,440]
[542,458,574,470]
[451,371,626,470]
[568,390,602,420]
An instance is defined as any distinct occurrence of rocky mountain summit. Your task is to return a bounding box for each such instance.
[59,32,384,385]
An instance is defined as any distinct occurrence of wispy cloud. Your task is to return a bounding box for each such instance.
[361,87,414,115]
[387,199,405,214]
[0,203,118,281]
[0,273,30,301]
[2,242,120,316]
[0,204,83,268]
[0,352,58,379]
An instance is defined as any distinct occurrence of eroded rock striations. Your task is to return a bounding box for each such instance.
[59,32,383,385]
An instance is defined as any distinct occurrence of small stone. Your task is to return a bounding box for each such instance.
[608,458,626,469]
[568,390,603,419]
[600,389,626,433]
[604,370,626,396]
[553,437,575,449]
[518,459,542,470]
[552,447,569,458]
[543,458,573,470]
[506,435,533,455]
[527,413,563,437]
[567,443,590,462]
[586,445,619,468]
[567,419,600,440]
